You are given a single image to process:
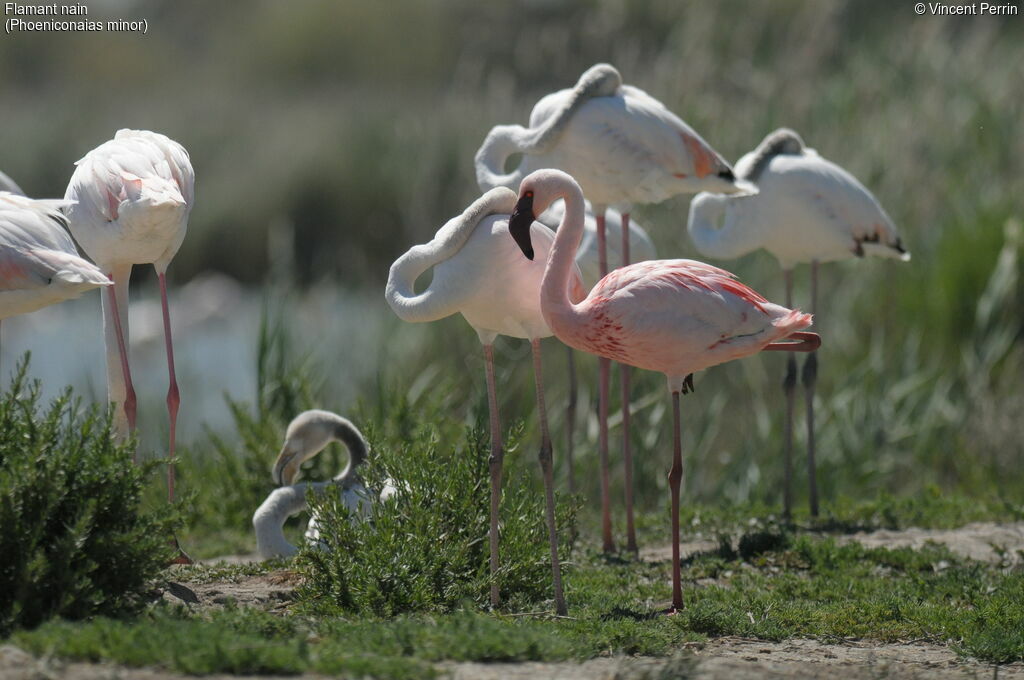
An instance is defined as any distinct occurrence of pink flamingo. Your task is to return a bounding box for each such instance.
[477,63,752,554]
[507,169,819,611]
[386,187,585,615]
[64,130,194,509]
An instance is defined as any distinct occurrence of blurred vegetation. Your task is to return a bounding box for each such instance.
[2,1,1021,519]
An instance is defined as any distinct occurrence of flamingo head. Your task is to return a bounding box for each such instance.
[508,189,536,260]
[509,168,580,261]
[116,174,187,224]
[272,416,335,486]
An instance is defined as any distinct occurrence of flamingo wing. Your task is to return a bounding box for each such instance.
[766,152,906,259]
[577,260,808,373]
[528,85,730,205]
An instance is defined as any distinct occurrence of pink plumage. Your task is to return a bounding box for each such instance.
[542,257,813,391]
[508,169,819,612]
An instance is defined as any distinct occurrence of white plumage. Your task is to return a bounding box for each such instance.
[64,128,195,507]
[688,128,909,269]
[0,192,111,320]
[476,63,747,209]
[687,128,909,519]
[529,200,657,288]
[386,188,580,614]
[253,410,397,560]
[65,129,193,272]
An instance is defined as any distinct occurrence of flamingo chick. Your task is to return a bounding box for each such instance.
[507,169,819,611]
[254,410,397,560]
[477,63,751,553]
[688,128,909,518]
[64,129,194,505]
[0,192,111,330]
[385,187,585,615]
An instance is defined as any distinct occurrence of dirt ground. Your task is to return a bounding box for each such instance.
[5,522,1023,680]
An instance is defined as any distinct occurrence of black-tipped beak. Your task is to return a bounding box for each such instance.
[508,193,536,260]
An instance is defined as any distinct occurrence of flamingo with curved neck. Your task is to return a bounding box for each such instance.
[477,63,751,554]
[253,410,395,559]
[688,128,909,518]
[508,169,819,612]
[386,187,585,615]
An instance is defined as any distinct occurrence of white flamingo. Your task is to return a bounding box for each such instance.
[64,129,194,506]
[687,128,909,518]
[476,63,750,554]
[506,169,819,611]
[0,192,111,350]
[253,410,397,560]
[385,187,585,615]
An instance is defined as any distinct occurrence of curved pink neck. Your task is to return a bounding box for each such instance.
[541,178,588,331]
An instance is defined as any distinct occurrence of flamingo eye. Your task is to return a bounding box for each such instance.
[525,191,534,198]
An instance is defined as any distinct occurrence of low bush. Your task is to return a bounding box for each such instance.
[0,359,175,636]
[297,393,579,616]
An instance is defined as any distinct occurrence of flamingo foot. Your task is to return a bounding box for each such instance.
[763,331,821,352]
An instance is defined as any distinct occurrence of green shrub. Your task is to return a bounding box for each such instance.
[0,359,175,636]
[297,393,579,616]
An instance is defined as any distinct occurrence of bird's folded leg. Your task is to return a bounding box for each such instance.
[763,332,821,352]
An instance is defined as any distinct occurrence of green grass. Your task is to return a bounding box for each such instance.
[11,527,1024,675]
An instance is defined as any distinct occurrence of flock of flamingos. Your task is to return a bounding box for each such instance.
[0,64,908,615]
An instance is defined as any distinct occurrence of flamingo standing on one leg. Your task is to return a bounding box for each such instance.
[63,130,194,509]
[386,187,585,615]
[506,169,819,611]
[0,192,112,356]
[687,128,909,518]
[476,63,751,554]
[253,410,397,560]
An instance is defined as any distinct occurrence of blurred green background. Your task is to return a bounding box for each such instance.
[1,0,1021,521]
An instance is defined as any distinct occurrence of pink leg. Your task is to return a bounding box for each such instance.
[668,390,684,611]
[484,344,504,608]
[107,277,137,442]
[596,211,615,553]
[158,273,180,504]
[532,339,567,615]
[159,272,191,565]
[803,261,820,517]
[620,212,637,555]
[781,269,796,520]
[565,346,577,495]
